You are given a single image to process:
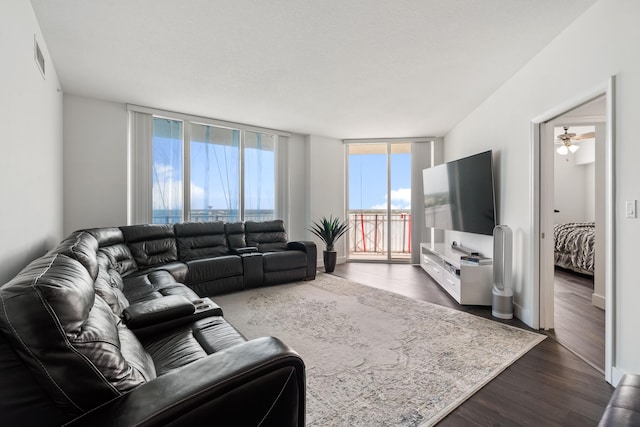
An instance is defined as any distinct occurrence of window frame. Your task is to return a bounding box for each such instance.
[128,104,289,225]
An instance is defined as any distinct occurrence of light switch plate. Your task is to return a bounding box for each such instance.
[626,200,636,218]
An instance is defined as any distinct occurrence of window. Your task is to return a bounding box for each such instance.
[244,131,275,221]
[152,118,183,223]
[189,123,240,222]
[131,107,285,225]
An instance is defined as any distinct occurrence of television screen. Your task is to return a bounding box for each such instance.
[423,150,496,236]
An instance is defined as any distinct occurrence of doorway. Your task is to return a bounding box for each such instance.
[549,118,606,373]
[533,80,615,383]
[346,142,412,261]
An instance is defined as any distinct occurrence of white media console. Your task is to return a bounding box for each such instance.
[419,243,493,305]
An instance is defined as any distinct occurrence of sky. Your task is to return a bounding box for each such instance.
[349,152,411,210]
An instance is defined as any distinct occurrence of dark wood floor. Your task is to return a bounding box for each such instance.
[550,268,605,373]
[331,262,613,426]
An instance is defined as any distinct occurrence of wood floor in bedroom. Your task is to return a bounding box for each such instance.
[550,267,605,373]
[331,262,613,427]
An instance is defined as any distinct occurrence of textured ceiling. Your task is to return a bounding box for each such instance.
[30,0,597,139]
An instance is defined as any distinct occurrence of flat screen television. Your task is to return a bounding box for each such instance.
[422,150,496,236]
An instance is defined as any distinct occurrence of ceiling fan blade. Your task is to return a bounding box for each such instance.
[573,131,596,140]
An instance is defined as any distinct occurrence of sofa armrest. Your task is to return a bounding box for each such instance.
[599,373,640,426]
[65,337,305,427]
[287,241,317,280]
[123,295,195,329]
[231,246,259,255]
[240,252,263,289]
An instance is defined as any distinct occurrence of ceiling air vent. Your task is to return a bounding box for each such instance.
[34,35,45,79]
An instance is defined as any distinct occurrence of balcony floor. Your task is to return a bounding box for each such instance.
[348,251,411,261]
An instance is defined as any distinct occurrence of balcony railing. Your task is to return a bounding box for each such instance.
[152,209,275,224]
[348,210,411,259]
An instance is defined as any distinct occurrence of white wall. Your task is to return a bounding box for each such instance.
[306,135,347,265]
[63,95,128,234]
[554,149,592,224]
[0,0,63,284]
[444,0,640,375]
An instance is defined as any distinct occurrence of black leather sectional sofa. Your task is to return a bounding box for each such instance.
[0,220,315,426]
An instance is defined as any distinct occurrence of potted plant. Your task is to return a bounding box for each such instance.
[308,215,350,273]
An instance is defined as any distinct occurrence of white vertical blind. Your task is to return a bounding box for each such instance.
[128,110,153,225]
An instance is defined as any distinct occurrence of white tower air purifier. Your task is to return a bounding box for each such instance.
[492,225,513,319]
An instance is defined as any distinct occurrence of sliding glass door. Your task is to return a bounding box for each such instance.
[347,142,411,261]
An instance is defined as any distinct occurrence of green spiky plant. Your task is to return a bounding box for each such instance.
[308,215,350,252]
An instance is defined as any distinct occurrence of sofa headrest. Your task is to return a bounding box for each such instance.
[47,231,99,281]
[2,254,95,334]
[245,220,286,234]
[86,227,124,247]
[120,224,175,242]
[245,220,289,252]
[224,222,246,250]
[174,222,229,260]
[174,221,225,237]
[120,224,178,267]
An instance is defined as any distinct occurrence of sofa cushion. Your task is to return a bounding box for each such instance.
[185,256,243,284]
[73,295,155,388]
[245,220,289,252]
[88,227,138,276]
[0,253,153,416]
[225,222,247,250]
[143,316,246,376]
[121,224,178,267]
[99,243,138,275]
[123,270,199,304]
[94,265,129,317]
[175,221,229,260]
[263,251,307,272]
[132,261,189,283]
[192,316,247,353]
[143,327,208,376]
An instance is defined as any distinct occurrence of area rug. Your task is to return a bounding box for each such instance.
[214,273,545,426]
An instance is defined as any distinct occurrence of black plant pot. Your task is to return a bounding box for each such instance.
[323,250,337,273]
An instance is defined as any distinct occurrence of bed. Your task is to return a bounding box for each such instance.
[553,222,595,276]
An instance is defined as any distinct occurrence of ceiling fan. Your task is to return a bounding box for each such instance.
[554,126,595,155]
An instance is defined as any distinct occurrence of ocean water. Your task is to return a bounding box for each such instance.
[152,209,275,224]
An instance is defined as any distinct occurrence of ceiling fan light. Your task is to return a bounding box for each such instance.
[557,145,569,155]
[569,144,580,153]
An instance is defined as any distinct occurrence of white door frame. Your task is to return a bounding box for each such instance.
[530,76,616,383]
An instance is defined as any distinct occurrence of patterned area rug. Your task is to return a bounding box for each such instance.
[214,273,545,426]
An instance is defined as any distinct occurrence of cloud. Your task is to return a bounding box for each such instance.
[391,188,411,205]
[369,187,411,210]
[153,163,178,181]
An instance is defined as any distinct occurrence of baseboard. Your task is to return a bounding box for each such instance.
[513,301,533,328]
[591,292,606,309]
[317,255,347,268]
[611,366,626,386]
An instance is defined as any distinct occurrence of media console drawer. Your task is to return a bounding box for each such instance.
[420,243,492,306]
[422,255,443,282]
[441,272,460,299]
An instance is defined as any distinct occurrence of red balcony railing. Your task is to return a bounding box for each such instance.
[348,210,411,259]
